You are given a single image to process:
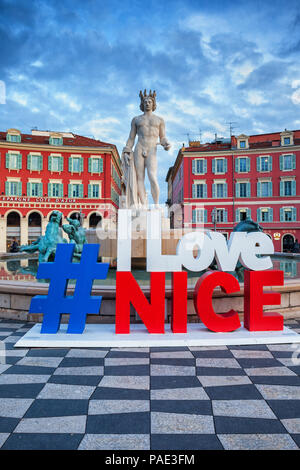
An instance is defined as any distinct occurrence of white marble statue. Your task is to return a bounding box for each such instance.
[122,90,171,208]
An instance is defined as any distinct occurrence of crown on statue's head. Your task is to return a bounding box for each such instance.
[139,89,157,111]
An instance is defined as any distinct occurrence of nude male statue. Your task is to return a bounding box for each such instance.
[122,90,171,207]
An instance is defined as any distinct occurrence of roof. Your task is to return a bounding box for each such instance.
[0,131,116,149]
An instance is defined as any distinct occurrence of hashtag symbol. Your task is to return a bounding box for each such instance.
[29,244,109,334]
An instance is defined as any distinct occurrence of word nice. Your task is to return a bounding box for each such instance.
[115,209,283,335]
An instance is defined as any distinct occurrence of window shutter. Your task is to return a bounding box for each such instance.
[27,182,31,196]
[203,159,207,174]
[247,182,251,197]
[246,208,251,219]
[79,184,84,198]
[292,207,297,221]
[203,184,207,198]
[235,209,239,221]
[292,180,296,196]
[280,207,284,222]
[235,182,239,197]
[246,157,250,172]
[5,154,9,169]
[280,181,284,196]
[48,156,52,171]
[204,210,208,223]
[269,156,272,171]
[58,156,63,172]
[279,155,283,170]
[269,208,273,222]
[27,154,31,170]
[212,183,216,198]
[192,184,196,198]
[257,208,261,222]
[224,184,227,197]
[212,159,216,174]
[80,157,84,173]
[69,158,72,172]
[269,181,273,196]
[224,159,228,173]
[68,184,72,198]
[17,181,22,196]
[292,154,296,170]
[235,158,239,172]
[38,183,43,197]
[257,156,260,171]
[192,209,196,223]
[17,154,22,169]
[48,183,52,197]
[88,158,91,173]
[257,181,261,197]
[192,160,196,174]
[38,155,43,171]
[59,184,63,197]
[99,158,103,173]
[224,210,228,223]
[88,184,92,198]
[5,181,9,195]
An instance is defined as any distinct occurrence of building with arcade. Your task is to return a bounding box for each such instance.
[167,129,300,253]
[0,128,122,252]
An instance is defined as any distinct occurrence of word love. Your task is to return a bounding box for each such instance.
[117,210,274,272]
[116,269,284,334]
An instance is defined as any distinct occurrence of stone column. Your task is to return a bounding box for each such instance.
[20,217,28,246]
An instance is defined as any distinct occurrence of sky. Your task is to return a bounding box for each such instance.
[1,0,300,204]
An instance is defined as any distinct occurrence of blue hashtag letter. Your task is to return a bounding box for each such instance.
[29,244,109,334]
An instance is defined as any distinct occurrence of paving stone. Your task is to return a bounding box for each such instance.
[86,412,150,434]
[105,358,149,366]
[78,434,150,450]
[151,412,214,434]
[281,418,300,433]
[256,385,300,400]
[151,400,212,416]
[212,400,277,419]
[197,376,252,387]
[98,376,149,390]
[2,433,83,450]
[0,399,33,418]
[151,387,209,400]
[150,365,195,376]
[196,358,241,368]
[0,433,9,448]
[66,349,109,358]
[37,383,95,400]
[231,350,274,359]
[151,434,223,450]
[14,415,86,433]
[88,400,149,415]
[218,433,298,450]
[150,351,194,359]
[245,367,297,376]
[24,399,89,418]
[16,357,63,368]
[53,366,104,376]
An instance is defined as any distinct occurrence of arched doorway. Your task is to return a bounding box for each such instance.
[28,212,42,244]
[69,212,81,221]
[89,213,102,228]
[282,234,295,252]
[6,211,21,252]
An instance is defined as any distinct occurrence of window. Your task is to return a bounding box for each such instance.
[212,158,227,174]
[240,140,246,148]
[257,181,272,197]
[52,157,60,172]
[48,183,63,198]
[192,183,207,198]
[88,157,103,174]
[6,153,22,170]
[215,209,227,223]
[88,184,100,198]
[280,179,296,196]
[236,181,250,198]
[31,183,39,197]
[27,154,43,171]
[280,154,296,171]
[49,136,63,146]
[6,131,21,143]
[284,137,290,145]
[48,155,63,172]
[280,207,296,222]
[236,208,251,221]
[68,183,83,198]
[5,181,21,196]
[212,182,227,198]
[192,208,207,223]
[257,155,272,172]
[192,159,207,175]
[69,156,83,173]
[257,208,273,222]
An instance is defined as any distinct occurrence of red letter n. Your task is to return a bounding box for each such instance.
[116,272,165,334]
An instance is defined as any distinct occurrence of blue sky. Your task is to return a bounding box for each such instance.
[1,0,300,203]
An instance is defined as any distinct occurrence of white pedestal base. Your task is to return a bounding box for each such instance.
[14,323,300,348]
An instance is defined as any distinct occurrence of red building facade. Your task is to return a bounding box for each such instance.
[0,129,121,252]
[167,129,300,253]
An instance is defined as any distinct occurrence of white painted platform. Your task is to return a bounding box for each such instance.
[14,323,300,348]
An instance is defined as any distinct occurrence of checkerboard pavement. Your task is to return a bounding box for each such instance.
[0,319,300,450]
